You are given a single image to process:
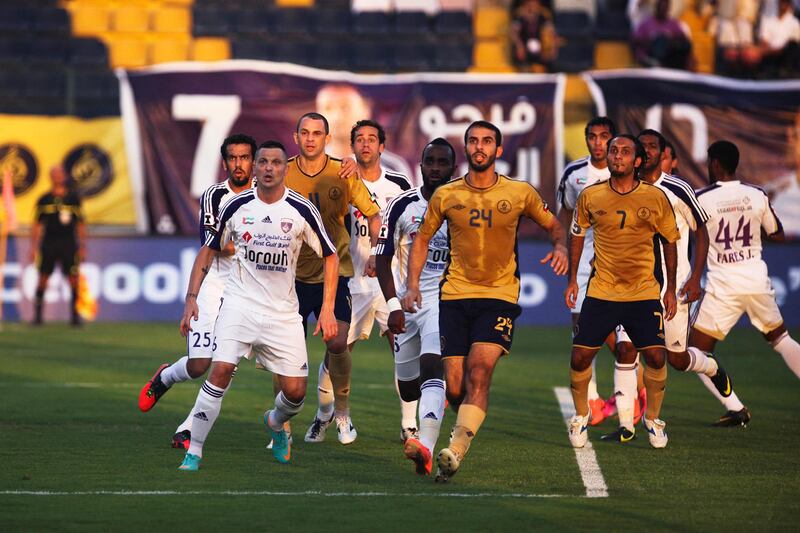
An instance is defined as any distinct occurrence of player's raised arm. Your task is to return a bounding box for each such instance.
[180,245,216,336]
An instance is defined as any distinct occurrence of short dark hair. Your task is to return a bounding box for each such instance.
[584,116,617,138]
[610,134,647,175]
[707,140,739,174]
[422,137,456,163]
[464,120,502,146]
[296,112,329,134]
[350,119,386,145]
[220,133,257,160]
[637,128,667,152]
[257,140,287,160]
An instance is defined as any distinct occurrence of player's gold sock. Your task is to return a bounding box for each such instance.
[636,354,646,392]
[569,366,593,417]
[327,349,352,416]
[448,403,485,458]
[643,364,667,420]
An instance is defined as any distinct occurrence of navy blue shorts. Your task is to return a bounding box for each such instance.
[296,276,352,336]
[573,297,665,350]
[439,298,522,357]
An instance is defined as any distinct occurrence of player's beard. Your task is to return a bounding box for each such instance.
[467,151,496,172]
[230,174,251,188]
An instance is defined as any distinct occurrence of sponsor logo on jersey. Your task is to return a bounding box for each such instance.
[64,144,113,198]
[281,218,293,233]
[245,246,289,272]
[242,231,252,243]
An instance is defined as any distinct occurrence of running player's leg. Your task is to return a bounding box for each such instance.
[325,277,356,444]
[745,293,800,379]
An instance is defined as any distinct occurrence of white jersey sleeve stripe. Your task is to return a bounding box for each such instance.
[664,175,708,223]
[206,190,255,250]
[286,191,335,256]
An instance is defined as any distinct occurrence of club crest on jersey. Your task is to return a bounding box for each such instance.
[243,216,254,224]
[281,218,293,233]
[242,231,252,243]
[329,187,342,200]
[497,199,512,214]
[637,207,651,220]
[203,213,216,226]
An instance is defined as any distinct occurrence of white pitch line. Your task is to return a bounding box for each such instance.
[0,490,579,499]
[554,387,609,499]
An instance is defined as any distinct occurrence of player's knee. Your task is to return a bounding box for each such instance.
[642,349,666,369]
[615,341,637,364]
[208,363,236,389]
[570,349,594,371]
[667,350,689,371]
[327,336,348,354]
[397,378,421,402]
[186,358,211,379]
[419,354,443,381]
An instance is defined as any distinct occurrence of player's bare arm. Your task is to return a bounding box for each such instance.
[362,213,382,277]
[180,245,216,336]
[763,226,786,243]
[565,232,584,309]
[314,252,340,341]
[662,240,678,320]
[376,253,405,334]
[540,216,568,276]
[402,231,432,313]
[218,240,236,257]
[679,224,708,303]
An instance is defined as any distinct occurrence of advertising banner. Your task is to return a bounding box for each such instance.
[0,115,138,230]
[119,61,565,237]
[584,69,800,238]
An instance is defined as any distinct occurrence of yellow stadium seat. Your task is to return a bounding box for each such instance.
[107,38,148,68]
[594,41,635,70]
[113,5,150,33]
[150,39,190,64]
[474,7,509,40]
[275,0,315,6]
[68,4,111,36]
[153,6,191,34]
[472,39,515,72]
[191,37,231,61]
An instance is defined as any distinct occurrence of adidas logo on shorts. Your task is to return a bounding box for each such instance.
[301,362,308,370]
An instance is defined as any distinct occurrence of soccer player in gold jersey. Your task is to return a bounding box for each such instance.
[566,134,680,449]
[287,112,382,445]
[404,120,568,482]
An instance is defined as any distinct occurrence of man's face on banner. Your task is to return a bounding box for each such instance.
[316,85,371,149]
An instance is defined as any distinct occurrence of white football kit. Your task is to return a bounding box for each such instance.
[189,181,247,359]
[557,157,610,311]
[693,180,784,339]
[207,187,335,376]
[652,173,709,351]
[376,187,449,381]
[347,169,411,344]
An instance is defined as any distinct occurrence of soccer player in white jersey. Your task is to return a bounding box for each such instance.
[376,138,456,476]
[343,120,413,440]
[602,130,741,441]
[176,141,339,471]
[690,140,800,426]
[138,133,256,449]
[557,117,641,426]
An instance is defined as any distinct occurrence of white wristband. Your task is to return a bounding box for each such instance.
[370,246,378,256]
[387,297,402,313]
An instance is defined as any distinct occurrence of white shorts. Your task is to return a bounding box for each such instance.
[664,299,690,352]
[394,299,440,381]
[187,274,226,359]
[212,299,309,377]
[693,289,783,341]
[347,290,389,344]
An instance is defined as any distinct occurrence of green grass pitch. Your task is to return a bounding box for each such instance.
[1,323,798,531]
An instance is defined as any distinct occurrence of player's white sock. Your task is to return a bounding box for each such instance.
[614,361,637,431]
[160,356,191,387]
[394,375,418,429]
[186,381,226,458]
[697,373,745,411]
[588,358,600,401]
[685,347,718,376]
[316,362,334,420]
[176,368,236,434]
[268,391,304,431]
[418,378,445,452]
[773,333,800,379]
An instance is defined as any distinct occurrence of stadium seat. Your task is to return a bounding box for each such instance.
[69,38,110,67]
[152,6,191,34]
[594,41,634,69]
[554,10,594,40]
[231,38,272,60]
[0,39,31,64]
[21,69,66,99]
[108,38,149,68]
[191,37,231,61]
[73,96,120,118]
[271,8,313,36]
[313,40,353,70]
[28,39,70,65]
[150,39,191,64]
[32,7,71,37]
[554,40,595,72]
[434,11,473,40]
[474,6,509,39]
[434,41,473,71]
[257,39,314,65]
[594,10,630,41]
[312,8,352,37]
[113,5,150,33]
[394,11,430,37]
[275,0,314,6]
[353,11,391,37]
[353,41,392,71]
[473,40,515,72]
[192,7,231,37]
[0,7,34,36]
[231,9,273,37]
[68,4,111,36]
[392,41,433,71]
[72,68,119,100]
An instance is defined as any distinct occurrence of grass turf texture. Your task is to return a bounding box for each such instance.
[1,323,798,531]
